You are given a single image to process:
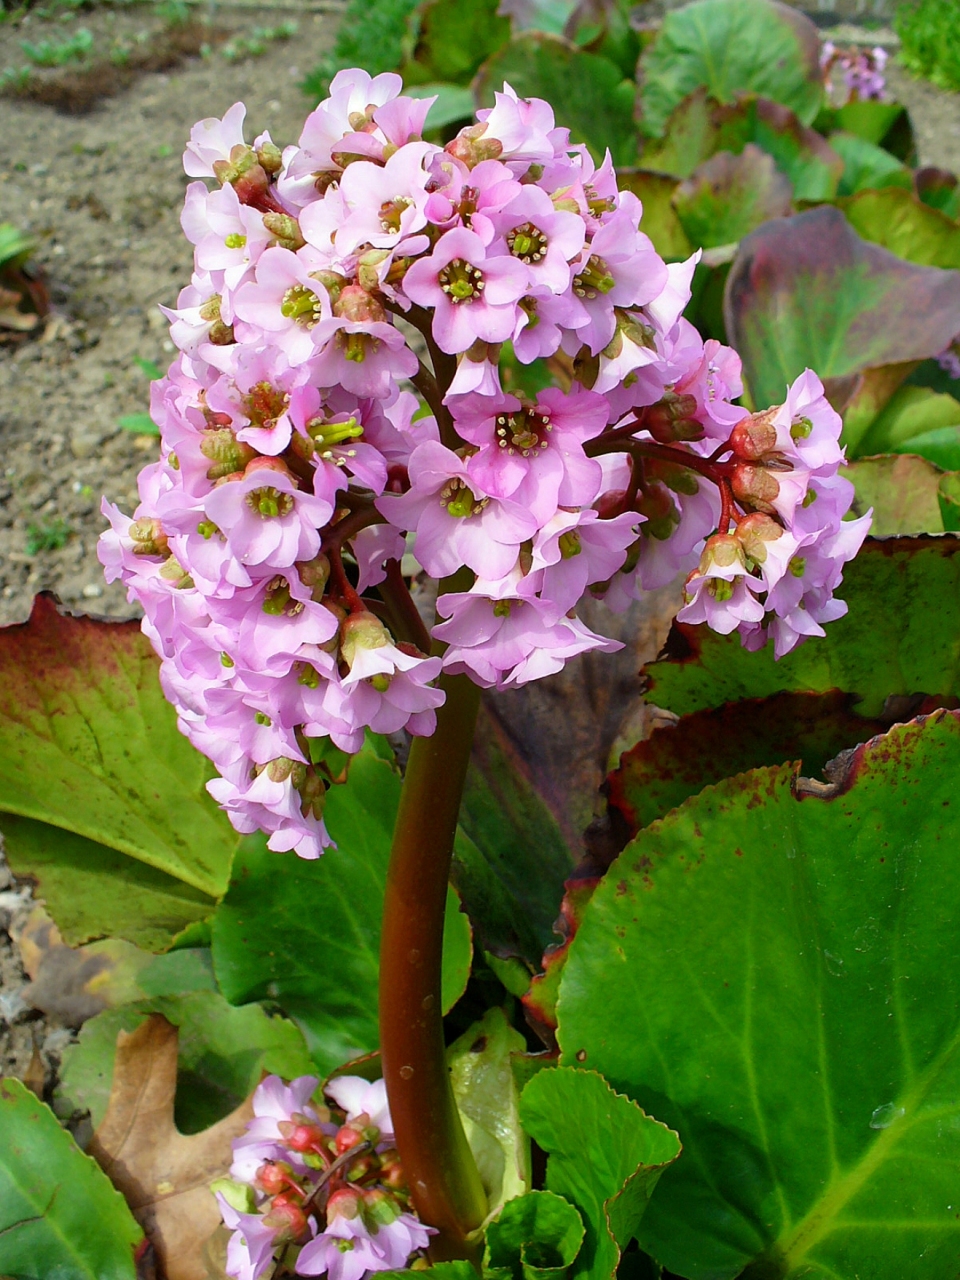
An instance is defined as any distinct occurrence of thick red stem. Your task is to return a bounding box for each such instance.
[379,672,487,1262]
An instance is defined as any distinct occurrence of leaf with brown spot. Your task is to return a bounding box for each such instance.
[90,1014,253,1280]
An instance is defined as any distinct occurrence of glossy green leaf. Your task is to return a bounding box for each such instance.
[405,0,510,86]
[939,471,960,531]
[558,710,960,1279]
[640,90,841,200]
[508,0,578,35]
[0,1077,142,1279]
[211,744,472,1074]
[724,205,960,413]
[1,813,215,952]
[520,1068,681,1280]
[607,691,886,841]
[847,454,945,535]
[715,95,842,202]
[643,535,960,718]
[638,0,822,138]
[830,130,913,197]
[841,187,960,269]
[855,383,960,456]
[449,1007,530,1215]
[673,145,792,249]
[616,170,692,261]
[454,704,575,966]
[408,82,476,130]
[485,1190,585,1280]
[57,989,312,1134]
[834,98,907,148]
[475,33,638,166]
[0,595,237,910]
[893,427,960,472]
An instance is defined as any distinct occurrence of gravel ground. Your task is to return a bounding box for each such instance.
[1,5,960,1091]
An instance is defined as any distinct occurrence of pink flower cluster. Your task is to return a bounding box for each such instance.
[820,40,888,106]
[214,1073,431,1280]
[98,69,869,857]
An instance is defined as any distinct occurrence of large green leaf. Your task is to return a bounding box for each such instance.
[638,0,822,139]
[915,166,960,222]
[607,691,886,841]
[454,704,575,967]
[1,814,214,952]
[640,91,841,200]
[474,33,638,166]
[520,1068,681,1280]
[829,131,913,197]
[724,205,960,413]
[673,145,792,249]
[485,1189,585,1280]
[0,595,237,941]
[840,187,960,269]
[448,1006,530,1215]
[855,383,960,456]
[405,0,510,86]
[557,710,960,1279]
[833,98,908,150]
[846,455,946,535]
[211,744,472,1074]
[642,535,960,717]
[0,1077,142,1279]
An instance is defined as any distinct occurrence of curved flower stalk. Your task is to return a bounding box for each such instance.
[98,69,871,1269]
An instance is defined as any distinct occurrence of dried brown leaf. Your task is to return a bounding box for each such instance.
[89,1014,253,1280]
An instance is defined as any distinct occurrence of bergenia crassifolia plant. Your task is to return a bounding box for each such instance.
[98,69,870,1279]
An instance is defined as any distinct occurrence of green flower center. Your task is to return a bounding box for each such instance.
[573,254,615,300]
[379,196,413,233]
[280,284,323,327]
[439,477,488,518]
[438,258,485,304]
[507,222,548,265]
[246,486,294,519]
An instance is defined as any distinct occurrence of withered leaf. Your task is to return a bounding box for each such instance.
[90,1014,252,1280]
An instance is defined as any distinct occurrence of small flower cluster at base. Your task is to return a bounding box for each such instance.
[820,40,888,106]
[99,69,870,860]
[214,1073,432,1280]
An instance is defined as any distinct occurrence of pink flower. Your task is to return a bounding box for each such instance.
[402,227,528,354]
[184,102,248,178]
[483,185,585,294]
[379,440,538,578]
[324,1076,393,1140]
[233,247,333,364]
[218,1195,279,1280]
[202,461,333,569]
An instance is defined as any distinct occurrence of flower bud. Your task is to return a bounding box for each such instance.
[729,409,779,461]
[341,611,391,672]
[378,1150,407,1193]
[357,248,391,292]
[159,555,193,589]
[731,463,781,514]
[262,212,305,252]
[129,517,169,557]
[264,1193,308,1240]
[335,1123,367,1155]
[257,141,283,175]
[334,284,386,325]
[697,533,746,576]
[255,1161,293,1196]
[573,344,599,390]
[310,269,349,309]
[327,1188,364,1222]
[298,767,326,821]
[644,391,702,444]
[278,1118,327,1153]
[736,512,783,566]
[200,428,257,480]
[297,553,331,601]
[363,1187,401,1227]
[445,123,503,169]
[636,482,679,541]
